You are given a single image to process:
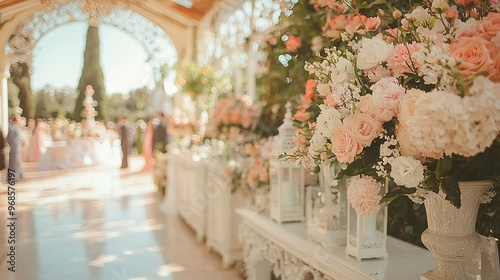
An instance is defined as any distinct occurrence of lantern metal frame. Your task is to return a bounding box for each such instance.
[345,178,388,261]
[306,162,347,248]
[269,102,305,223]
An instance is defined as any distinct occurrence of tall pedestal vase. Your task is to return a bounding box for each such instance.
[421,181,492,280]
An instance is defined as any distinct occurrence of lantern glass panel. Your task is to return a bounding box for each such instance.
[270,164,278,205]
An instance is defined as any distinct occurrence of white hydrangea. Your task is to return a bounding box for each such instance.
[316,106,343,139]
[405,90,465,157]
[454,77,500,157]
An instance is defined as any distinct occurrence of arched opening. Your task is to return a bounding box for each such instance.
[2,2,181,124]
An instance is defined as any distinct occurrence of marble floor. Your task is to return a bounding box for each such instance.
[0,156,244,280]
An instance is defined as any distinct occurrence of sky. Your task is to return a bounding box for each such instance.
[31,22,174,94]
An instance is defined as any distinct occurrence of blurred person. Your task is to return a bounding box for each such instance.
[142,116,154,171]
[7,115,25,181]
[118,116,130,169]
[152,112,167,153]
[19,117,29,162]
[27,119,49,162]
[0,127,5,172]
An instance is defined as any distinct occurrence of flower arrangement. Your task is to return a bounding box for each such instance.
[176,61,231,101]
[240,137,274,194]
[168,108,202,139]
[66,120,108,139]
[279,0,416,172]
[204,95,262,145]
[300,0,500,210]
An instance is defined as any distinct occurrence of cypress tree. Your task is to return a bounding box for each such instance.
[74,25,107,121]
[10,62,35,119]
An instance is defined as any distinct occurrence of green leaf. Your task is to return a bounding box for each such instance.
[441,176,461,209]
[336,158,365,178]
[313,165,321,174]
[436,157,452,177]
[423,174,440,193]
[381,188,416,204]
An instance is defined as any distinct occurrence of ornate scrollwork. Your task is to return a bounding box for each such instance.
[239,223,335,280]
[5,3,176,69]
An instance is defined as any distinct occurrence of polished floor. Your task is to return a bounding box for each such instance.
[0,156,244,280]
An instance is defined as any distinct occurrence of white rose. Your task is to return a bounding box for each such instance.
[431,0,448,10]
[331,57,355,84]
[405,6,431,23]
[356,37,394,70]
[310,130,328,153]
[316,106,343,139]
[390,156,424,188]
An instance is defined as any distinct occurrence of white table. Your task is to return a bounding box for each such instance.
[38,138,119,171]
[237,208,436,280]
[168,150,210,242]
[206,159,248,268]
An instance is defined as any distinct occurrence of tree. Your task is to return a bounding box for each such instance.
[74,25,107,121]
[34,88,51,119]
[10,62,35,119]
[54,87,77,118]
[107,93,129,121]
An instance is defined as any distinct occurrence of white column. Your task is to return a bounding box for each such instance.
[246,40,257,101]
[0,55,10,137]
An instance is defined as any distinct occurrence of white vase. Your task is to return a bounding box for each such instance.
[420,180,492,280]
[254,188,270,214]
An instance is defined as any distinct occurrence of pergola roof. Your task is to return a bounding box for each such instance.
[0,0,220,24]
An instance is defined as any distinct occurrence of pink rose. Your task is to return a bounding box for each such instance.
[398,88,424,124]
[241,111,253,128]
[324,15,349,39]
[476,13,500,42]
[305,79,317,103]
[445,8,458,20]
[343,113,381,147]
[357,94,376,117]
[450,36,495,77]
[331,126,363,163]
[294,108,311,122]
[324,94,337,108]
[365,17,381,31]
[285,35,301,52]
[229,110,241,124]
[489,51,500,82]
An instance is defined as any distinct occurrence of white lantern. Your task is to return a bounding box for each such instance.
[269,102,305,223]
[307,161,347,248]
[345,177,388,261]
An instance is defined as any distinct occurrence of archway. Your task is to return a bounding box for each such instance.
[1,1,188,129]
